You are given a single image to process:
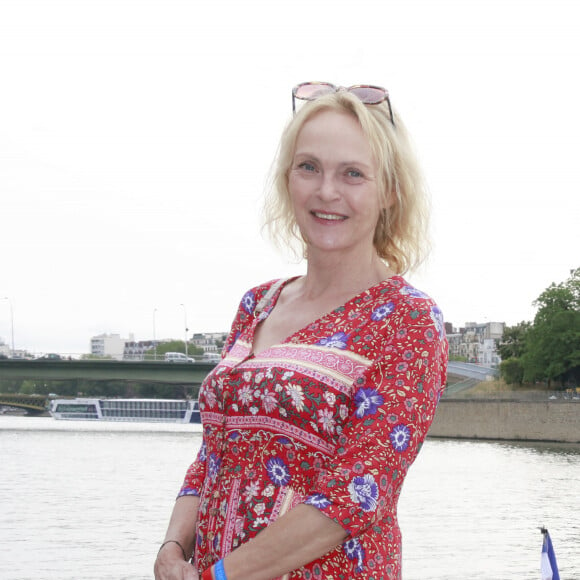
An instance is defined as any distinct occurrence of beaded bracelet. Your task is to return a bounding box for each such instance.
[158,539,188,562]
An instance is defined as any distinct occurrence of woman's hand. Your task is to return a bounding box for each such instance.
[155,496,200,579]
[154,542,199,580]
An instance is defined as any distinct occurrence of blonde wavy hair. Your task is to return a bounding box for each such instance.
[263,90,430,274]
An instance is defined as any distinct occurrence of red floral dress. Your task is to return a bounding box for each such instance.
[179,276,448,579]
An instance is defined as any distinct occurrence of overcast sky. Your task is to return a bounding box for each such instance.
[1,0,578,355]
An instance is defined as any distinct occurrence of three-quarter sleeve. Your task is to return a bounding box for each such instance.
[304,299,448,538]
[178,434,208,497]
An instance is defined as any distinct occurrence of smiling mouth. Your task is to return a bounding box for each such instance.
[311,211,347,221]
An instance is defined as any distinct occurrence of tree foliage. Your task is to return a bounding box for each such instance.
[500,268,580,387]
[500,358,525,385]
[143,340,204,360]
[497,321,531,360]
[524,268,580,385]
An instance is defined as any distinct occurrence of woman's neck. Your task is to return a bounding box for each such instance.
[300,248,394,302]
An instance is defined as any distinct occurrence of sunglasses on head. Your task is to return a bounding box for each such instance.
[292,81,395,126]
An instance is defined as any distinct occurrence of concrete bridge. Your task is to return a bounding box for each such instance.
[0,359,216,384]
[0,359,218,414]
[445,361,498,396]
[0,359,496,383]
[447,361,498,381]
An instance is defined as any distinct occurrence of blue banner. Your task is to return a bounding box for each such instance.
[540,528,560,580]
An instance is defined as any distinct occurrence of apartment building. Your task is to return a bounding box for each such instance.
[90,333,132,360]
[446,321,505,366]
[191,332,227,353]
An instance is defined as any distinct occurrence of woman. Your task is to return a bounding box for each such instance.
[155,82,448,580]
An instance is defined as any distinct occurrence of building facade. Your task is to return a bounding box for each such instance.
[123,340,157,361]
[446,321,505,366]
[191,332,227,354]
[90,333,131,360]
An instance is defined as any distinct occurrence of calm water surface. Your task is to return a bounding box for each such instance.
[0,416,578,580]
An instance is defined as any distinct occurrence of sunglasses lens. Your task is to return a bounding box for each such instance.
[294,82,336,100]
[349,86,387,104]
[292,82,394,125]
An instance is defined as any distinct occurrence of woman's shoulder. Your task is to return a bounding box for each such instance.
[236,278,290,316]
[373,276,439,308]
[242,278,282,294]
[373,276,445,330]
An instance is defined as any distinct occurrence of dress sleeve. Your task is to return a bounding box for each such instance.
[304,299,448,538]
[178,435,208,498]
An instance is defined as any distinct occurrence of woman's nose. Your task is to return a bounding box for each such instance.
[317,174,340,200]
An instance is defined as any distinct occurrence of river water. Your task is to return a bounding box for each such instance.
[0,416,578,580]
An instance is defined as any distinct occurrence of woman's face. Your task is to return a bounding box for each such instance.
[288,109,383,261]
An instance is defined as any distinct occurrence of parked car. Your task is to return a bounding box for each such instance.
[164,352,195,364]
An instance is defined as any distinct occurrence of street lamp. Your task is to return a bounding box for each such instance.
[180,303,189,358]
[2,297,15,357]
[153,308,158,361]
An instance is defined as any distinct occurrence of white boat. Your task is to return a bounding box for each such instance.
[49,397,200,423]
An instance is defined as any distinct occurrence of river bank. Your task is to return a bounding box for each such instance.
[429,399,580,443]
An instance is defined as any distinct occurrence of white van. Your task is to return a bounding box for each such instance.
[164,352,195,364]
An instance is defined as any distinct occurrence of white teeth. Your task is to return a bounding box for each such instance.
[313,212,345,220]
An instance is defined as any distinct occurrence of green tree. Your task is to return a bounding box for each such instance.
[19,380,37,395]
[497,321,531,360]
[0,379,24,393]
[523,268,580,386]
[500,358,525,385]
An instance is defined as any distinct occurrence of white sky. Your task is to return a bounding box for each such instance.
[1,0,578,355]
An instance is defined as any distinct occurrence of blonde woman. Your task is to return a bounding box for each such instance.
[155,82,448,580]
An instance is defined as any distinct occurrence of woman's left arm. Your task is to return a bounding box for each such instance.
[217,503,347,580]
[211,297,448,580]
[305,298,448,541]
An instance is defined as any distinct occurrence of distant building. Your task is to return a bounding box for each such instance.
[90,333,132,360]
[462,321,505,342]
[191,332,227,354]
[123,340,157,361]
[121,332,228,360]
[446,321,505,366]
[478,338,501,366]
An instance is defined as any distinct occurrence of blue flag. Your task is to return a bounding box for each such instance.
[540,528,560,580]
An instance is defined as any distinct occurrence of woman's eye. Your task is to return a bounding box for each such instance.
[298,162,316,172]
[346,169,363,178]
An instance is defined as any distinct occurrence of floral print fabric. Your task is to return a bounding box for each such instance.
[179,276,448,579]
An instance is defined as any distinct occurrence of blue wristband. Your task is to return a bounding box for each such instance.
[214,559,228,580]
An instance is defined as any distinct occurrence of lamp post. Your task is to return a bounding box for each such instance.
[180,303,189,358]
[153,308,158,361]
[2,297,15,357]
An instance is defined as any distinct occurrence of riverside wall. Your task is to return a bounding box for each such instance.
[428,399,580,443]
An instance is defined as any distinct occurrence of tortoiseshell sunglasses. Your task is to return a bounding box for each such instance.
[291,81,395,126]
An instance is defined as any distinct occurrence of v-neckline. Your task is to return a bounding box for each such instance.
[248,275,404,358]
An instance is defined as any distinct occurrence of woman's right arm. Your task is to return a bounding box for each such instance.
[154,495,200,580]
